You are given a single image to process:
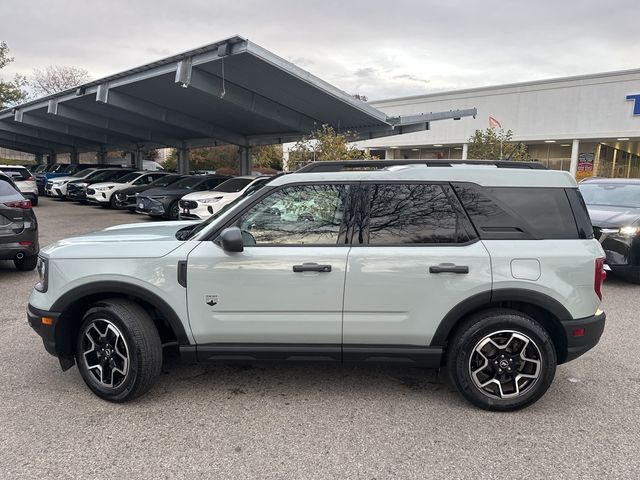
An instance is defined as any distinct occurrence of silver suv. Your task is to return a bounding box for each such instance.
[27,160,607,411]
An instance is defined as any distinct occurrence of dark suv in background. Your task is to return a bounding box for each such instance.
[113,174,186,211]
[135,174,230,219]
[580,177,640,282]
[0,172,38,271]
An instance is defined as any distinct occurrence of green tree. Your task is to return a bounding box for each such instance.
[253,144,283,171]
[287,124,370,171]
[0,41,26,109]
[468,128,529,161]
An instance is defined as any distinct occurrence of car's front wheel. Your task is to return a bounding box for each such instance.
[76,299,162,402]
[446,309,557,411]
[167,201,180,220]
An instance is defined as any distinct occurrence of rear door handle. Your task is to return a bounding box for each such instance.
[293,263,332,273]
[429,263,469,274]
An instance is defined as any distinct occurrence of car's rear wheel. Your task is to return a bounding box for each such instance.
[14,254,37,271]
[75,299,162,402]
[446,309,557,411]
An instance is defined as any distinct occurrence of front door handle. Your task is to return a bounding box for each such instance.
[429,263,469,274]
[293,263,332,273]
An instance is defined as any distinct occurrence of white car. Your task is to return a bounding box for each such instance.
[85,171,168,208]
[27,160,607,410]
[0,165,38,206]
[46,168,98,199]
[179,176,272,220]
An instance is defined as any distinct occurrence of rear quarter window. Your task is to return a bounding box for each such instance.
[0,177,19,196]
[453,183,580,240]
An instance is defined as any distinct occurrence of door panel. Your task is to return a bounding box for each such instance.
[186,183,355,345]
[186,243,349,344]
[343,243,491,346]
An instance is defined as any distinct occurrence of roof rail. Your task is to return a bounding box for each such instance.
[295,159,547,173]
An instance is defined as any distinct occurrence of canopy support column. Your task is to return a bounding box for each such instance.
[240,146,252,176]
[178,147,189,175]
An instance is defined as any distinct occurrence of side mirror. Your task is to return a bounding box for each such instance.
[218,226,244,252]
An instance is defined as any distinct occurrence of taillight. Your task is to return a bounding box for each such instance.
[594,257,607,301]
[3,200,32,209]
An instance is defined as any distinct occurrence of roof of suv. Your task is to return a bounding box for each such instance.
[272,164,576,188]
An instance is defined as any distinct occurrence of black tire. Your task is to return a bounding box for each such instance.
[109,194,119,209]
[167,201,180,220]
[75,298,162,402]
[14,254,38,271]
[446,308,557,411]
[31,197,39,206]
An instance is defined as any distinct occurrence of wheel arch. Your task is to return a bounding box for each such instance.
[51,281,190,359]
[432,289,571,364]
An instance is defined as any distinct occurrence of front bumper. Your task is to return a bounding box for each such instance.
[27,303,60,357]
[135,197,167,216]
[562,310,606,363]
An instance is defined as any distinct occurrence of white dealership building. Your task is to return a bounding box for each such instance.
[357,68,640,180]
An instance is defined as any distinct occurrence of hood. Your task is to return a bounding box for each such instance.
[42,220,199,259]
[587,205,640,228]
[181,190,236,201]
[118,184,151,195]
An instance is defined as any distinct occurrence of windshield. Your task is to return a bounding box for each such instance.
[149,174,182,187]
[115,172,141,183]
[213,177,254,193]
[579,183,640,208]
[88,170,129,181]
[171,176,205,189]
[71,168,96,178]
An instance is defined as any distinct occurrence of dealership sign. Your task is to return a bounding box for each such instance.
[626,94,640,115]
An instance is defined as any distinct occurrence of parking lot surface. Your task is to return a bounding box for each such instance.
[1,197,639,479]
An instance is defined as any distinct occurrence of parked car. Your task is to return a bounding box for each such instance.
[0,165,39,206]
[67,168,136,202]
[579,177,640,282]
[27,160,606,410]
[0,172,38,270]
[85,171,169,208]
[45,168,98,199]
[113,174,186,211]
[135,174,230,220]
[179,176,272,220]
[35,164,97,194]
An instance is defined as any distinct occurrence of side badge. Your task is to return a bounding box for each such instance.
[205,295,218,307]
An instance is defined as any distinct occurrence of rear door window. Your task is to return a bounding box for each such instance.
[360,183,474,244]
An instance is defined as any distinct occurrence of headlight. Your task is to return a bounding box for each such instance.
[619,226,640,236]
[151,195,167,200]
[35,256,48,293]
[199,197,223,204]
[75,182,88,188]
[53,179,69,185]
[95,185,114,191]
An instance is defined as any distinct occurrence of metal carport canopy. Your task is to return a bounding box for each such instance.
[0,35,476,174]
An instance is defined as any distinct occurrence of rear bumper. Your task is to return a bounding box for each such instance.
[562,310,606,363]
[0,227,39,260]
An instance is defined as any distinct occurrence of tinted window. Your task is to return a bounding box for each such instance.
[150,174,182,187]
[453,183,578,239]
[0,168,30,180]
[117,172,142,183]
[363,183,471,244]
[237,184,349,245]
[214,178,254,193]
[579,183,640,208]
[172,176,205,189]
[204,177,229,189]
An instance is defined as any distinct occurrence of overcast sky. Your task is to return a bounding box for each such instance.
[2,0,638,101]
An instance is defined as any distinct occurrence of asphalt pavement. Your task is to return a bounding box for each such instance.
[1,197,639,479]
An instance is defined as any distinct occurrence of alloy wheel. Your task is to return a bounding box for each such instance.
[468,330,542,399]
[80,319,130,389]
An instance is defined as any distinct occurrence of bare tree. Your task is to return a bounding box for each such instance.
[28,65,91,97]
